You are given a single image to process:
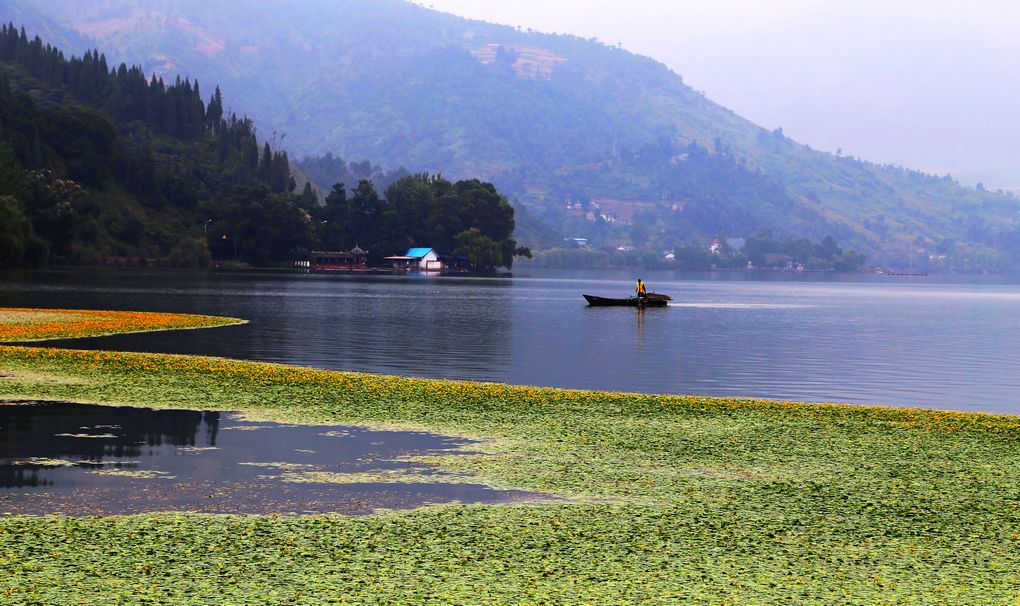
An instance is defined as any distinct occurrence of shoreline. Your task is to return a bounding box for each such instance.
[1,343,1014,422]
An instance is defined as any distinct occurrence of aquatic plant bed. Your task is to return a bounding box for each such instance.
[1,345,1019,603]
[0,307,245,342]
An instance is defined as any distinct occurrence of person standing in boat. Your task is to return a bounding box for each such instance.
[636,278,647,304]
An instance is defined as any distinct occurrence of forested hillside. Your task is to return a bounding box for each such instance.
[14,0,1020,269]
[0,23,302,266]
[0,24,524,269]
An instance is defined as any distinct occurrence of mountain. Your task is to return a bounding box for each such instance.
[9,0,1020,269]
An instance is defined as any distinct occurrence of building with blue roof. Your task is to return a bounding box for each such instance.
[383,247,443,271]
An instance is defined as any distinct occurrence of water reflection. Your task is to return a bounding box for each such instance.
[635,306,645,353]
[0,402,541,515]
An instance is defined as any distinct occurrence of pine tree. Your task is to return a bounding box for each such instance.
[207,86,224,133]
[259,142,273,181]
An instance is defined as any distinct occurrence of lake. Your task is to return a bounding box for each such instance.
[0,401,538,515]
[1,268,1019,414]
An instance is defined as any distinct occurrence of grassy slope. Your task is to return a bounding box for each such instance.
[1,341,1018,604]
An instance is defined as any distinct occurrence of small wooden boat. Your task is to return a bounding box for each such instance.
[583,293,670,307]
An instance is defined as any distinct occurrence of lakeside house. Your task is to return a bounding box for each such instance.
[384,247,443,271]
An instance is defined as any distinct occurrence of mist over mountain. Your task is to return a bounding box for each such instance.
[10,0,1020,269]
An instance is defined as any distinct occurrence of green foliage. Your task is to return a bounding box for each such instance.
[453,227,501,271]
[308,173,523,269]
[203,185,312,266]
[671,244,714,270]
[0,23,297,266]
[0,141,24,195]
[166,237,211,268]
[2,337,1020,603]
[0,194,47,265]
[739,229,866,270]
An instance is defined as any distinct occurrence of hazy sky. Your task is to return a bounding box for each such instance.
[424,0,1020,189]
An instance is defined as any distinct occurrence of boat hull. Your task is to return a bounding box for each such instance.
[583,294,668,307]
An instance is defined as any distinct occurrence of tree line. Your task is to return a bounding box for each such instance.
[305,174,528,270]
[200,174,528,270]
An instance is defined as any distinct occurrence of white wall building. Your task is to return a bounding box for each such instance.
[384,247,442,270]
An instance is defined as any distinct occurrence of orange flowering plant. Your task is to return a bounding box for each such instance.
[0,308,245,342]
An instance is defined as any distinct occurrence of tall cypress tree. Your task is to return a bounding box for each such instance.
[207,86,223,133]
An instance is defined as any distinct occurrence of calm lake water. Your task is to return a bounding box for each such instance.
[1,268,1019,414]
[0,401,537,515]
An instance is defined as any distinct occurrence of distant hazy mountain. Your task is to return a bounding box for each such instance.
[9,0,1020,267]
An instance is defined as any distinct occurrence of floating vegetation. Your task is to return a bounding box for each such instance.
[223,424,300,431]
[276,469,467,485]
[0,371,88,386]
[87,469,176,479]
[10,457,78,467]
[0,307,245,343]
[237,462,316,471]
